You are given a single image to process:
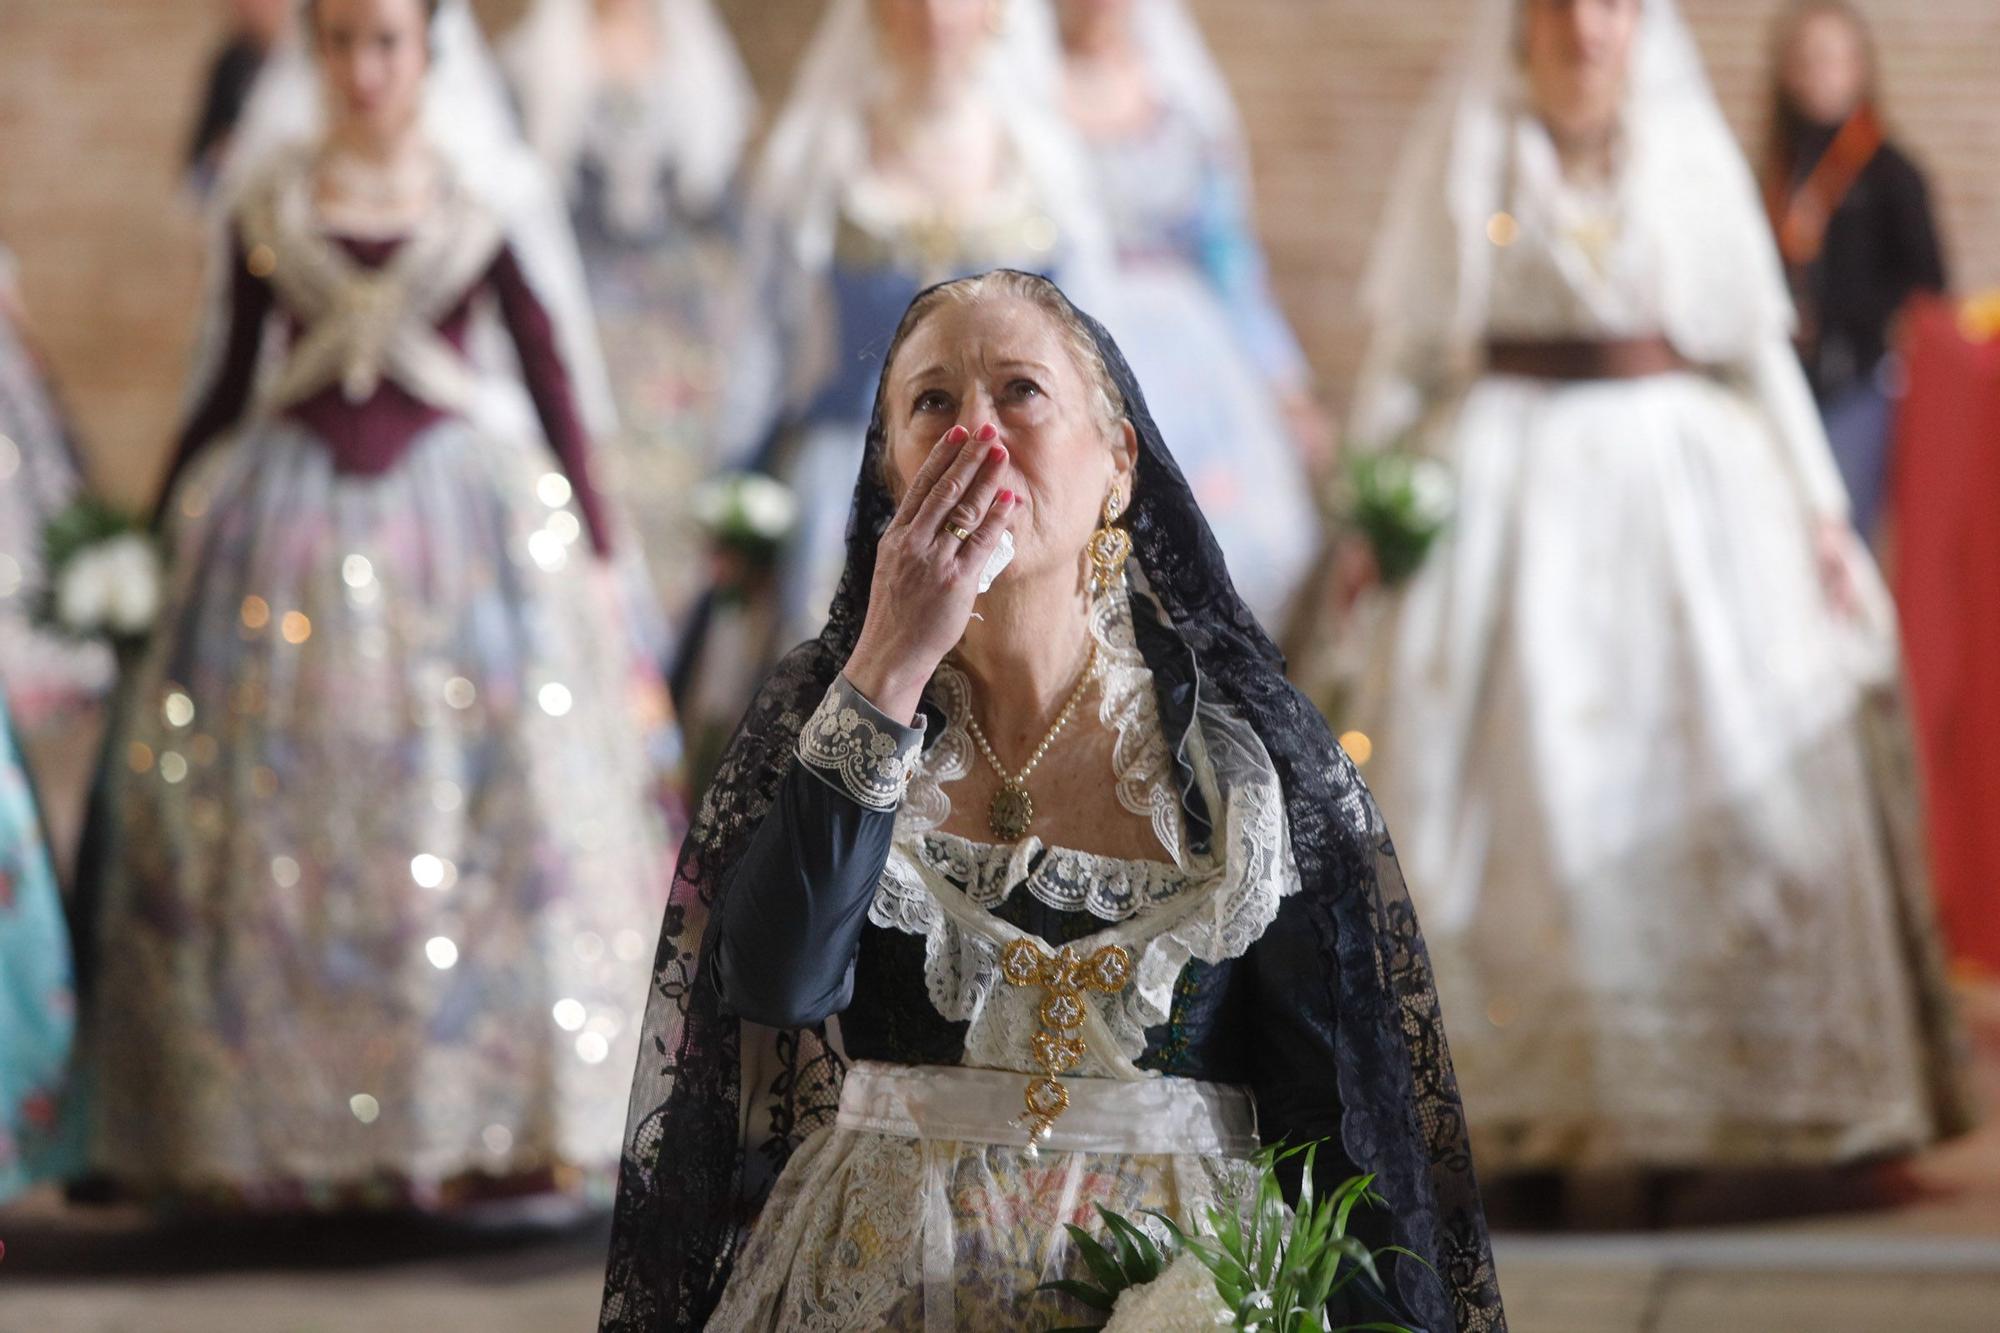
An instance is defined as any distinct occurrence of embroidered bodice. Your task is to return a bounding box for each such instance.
[1485,128,1660,342]
[793,585,1299,1084]
[829,159,1060,281]
[162,152,611,552]
[570,83,690,245]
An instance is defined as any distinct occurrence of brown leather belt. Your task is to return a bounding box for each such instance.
[1484,336,1693,381]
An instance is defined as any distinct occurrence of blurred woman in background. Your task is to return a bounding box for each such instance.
[82,0,680,1210]
[673,0,1110,787]
[1763,0,1947,545]
[1055,0,1326,631]
[505,0,758,623]
[1335,0,1971,1186]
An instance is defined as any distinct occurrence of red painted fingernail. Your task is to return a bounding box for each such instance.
[975,422,998,441]
[946,425,969,443]
[997,489,1014,504]
[986,444,1006,464]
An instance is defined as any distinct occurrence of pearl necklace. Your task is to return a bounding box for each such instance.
[963,641,1100,843]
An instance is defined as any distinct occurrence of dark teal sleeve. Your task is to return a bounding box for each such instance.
[710,677,925,1028]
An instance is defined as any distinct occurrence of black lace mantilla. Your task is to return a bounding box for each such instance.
[599,274,1506,1331]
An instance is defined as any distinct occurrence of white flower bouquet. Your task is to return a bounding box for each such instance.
[1340,450,1453,586]
[691,471,799,565]
[1044,1144,1429,1333]
[37,498,162,649]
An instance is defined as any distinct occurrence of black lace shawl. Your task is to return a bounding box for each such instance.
[599,276,1505,1331]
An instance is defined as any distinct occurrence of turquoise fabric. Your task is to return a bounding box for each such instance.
[0,683,83,1201]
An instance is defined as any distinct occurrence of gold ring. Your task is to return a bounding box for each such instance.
[945,524,973,542]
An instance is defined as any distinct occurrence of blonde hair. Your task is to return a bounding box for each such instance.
[884,270,1127,433]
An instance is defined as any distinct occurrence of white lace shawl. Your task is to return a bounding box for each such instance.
[867,580,1301,1077]
[238,149,504,417]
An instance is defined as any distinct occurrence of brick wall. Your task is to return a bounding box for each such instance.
[2,0,1994,501]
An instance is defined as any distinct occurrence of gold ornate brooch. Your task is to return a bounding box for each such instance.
[1000,938,1134,1148]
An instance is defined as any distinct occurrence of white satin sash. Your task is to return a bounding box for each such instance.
[833,1061,1257,1332]
[834,1060,1259,1156]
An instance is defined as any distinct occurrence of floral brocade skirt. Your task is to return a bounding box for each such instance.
[86,415,683,1208]
[710,1062,1260,1332]
[0,687,83,1202]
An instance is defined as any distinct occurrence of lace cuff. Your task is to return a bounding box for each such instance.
[797,675,926,811]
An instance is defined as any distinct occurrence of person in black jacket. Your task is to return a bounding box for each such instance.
[1765,0,1948,540]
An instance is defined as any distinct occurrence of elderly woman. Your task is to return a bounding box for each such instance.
[1328,0,1971,1180]
[599,270,1504,1331]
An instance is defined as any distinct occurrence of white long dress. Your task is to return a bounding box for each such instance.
[1082,99,1320,632]
[1343,103,1971,1171]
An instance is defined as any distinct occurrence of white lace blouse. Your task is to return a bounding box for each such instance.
[799,579,1302,1082]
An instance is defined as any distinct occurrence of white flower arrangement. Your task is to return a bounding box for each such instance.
[1343,450,1454,585]
[692,471,799,556]
[38,499,162,647]
[57,533,161,637]
[1101,1251,1235,1330]
[1044,1145,1428,1333]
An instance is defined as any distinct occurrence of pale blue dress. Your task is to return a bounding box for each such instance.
[1083,102,1322,630]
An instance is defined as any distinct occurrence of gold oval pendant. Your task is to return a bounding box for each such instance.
[989,784,1034,842]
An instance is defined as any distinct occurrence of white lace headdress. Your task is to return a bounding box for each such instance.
[720,0,1115,457]
[1356,0,1796,437]
[503,0,757,217]
[750,0,1109,279]
[192,0,616,437]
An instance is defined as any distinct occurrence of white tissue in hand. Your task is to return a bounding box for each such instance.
[976,530,1014,594]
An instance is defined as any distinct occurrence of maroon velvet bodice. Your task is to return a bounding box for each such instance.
[164,232,611,554]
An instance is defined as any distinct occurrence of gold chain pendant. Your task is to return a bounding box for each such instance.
[963,641,1100,844]
[988,782,1034,843]
[1000,938,1134,1148]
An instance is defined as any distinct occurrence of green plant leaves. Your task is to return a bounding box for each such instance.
[1034,1142,1423,1333]
[1341,449,1452,585]
[1099,1207,1168,1284]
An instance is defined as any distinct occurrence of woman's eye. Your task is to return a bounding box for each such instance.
[912,390,951,414]
[1004,379,1044,402]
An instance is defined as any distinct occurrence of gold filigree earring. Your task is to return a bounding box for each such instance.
[1087,490,1131,597]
